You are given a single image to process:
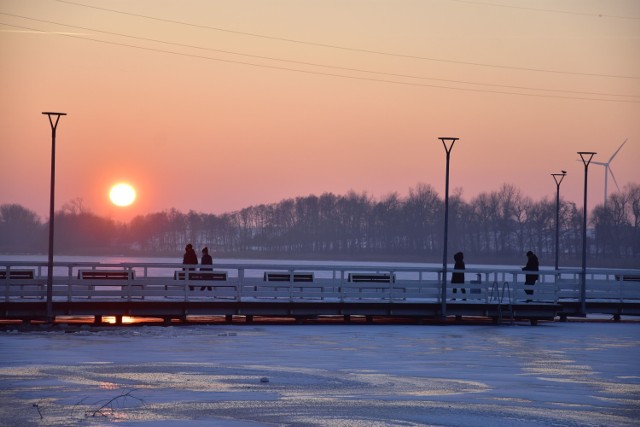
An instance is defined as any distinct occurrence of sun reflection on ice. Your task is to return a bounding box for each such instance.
[102,316,137,325]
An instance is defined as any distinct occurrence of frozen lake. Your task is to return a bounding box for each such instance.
[1,321,639,426]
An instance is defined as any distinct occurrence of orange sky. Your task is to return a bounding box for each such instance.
[1,0,639,223]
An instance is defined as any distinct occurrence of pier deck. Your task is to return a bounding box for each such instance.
[2,261,638,325]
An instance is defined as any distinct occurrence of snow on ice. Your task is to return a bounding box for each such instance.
[1,321,639,426]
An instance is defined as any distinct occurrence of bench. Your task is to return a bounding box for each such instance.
[78,270,134,280]
[263,272,314,282]
[247,272,317,300]
[174,270,228,291]
[342,273,396,300]
[174,271,228,281]
[0,269,35,280]
[77,269,137,299]
[347,273,395,283]
[615,275,640,282]
[1,269,39,299]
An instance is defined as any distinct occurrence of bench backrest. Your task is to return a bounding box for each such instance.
[0,269,35,280]
[174,271,228,281]
[615,275,640,282]
[264,272,314,282]
[347,273,395,283]
[78,270,134,280]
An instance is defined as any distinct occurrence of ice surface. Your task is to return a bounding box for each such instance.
[1,322,639,426]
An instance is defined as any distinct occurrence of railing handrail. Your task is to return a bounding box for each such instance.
[2,260,639,276]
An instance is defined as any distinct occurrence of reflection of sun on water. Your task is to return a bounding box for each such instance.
[99,382,120,390]
[103,316,136,324]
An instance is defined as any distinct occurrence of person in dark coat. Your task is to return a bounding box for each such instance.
[182,243,198,290]
[451,252,466,300]
[522,251,539,301]
[200,247,213,291]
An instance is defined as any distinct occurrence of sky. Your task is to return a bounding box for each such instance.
[1,0,639,222]
[1,322,639,425]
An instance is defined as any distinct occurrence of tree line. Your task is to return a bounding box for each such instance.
[1,183,639,267]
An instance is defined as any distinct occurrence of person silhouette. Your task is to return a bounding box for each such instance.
[451,252,466,300]
[522,251,539,302]
[200,247,213,291]
[182,243,198,290]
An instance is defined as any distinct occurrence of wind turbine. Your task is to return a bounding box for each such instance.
[591,139,627,208]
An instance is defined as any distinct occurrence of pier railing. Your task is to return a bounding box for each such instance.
[2,260,639,305]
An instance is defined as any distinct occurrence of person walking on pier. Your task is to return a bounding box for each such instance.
[200,247,213,291]
[183,243,198,290]
[451,252,466,300]
[522,251,539,302]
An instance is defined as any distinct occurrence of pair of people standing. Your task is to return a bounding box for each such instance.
[182,243,213,290]
[182,243,212,267]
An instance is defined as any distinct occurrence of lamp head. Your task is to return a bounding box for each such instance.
[438,137,459,153]
[577,152,597,166]
[42,112,67,129]
[551,171,567,186]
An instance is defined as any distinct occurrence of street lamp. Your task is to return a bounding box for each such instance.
[438,137,459,318]
[43,112,66,322]
[578,152,596,316]
[551,171,567,271]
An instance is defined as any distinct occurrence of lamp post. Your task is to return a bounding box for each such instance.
[438,137,459,318]
[551,171,567,271]
[578,152,596,316]
[43,112,66,322]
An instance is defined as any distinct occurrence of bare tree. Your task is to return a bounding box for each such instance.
[0,204,43,252]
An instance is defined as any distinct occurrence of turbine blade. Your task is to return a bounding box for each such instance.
[609,168,621,191]
[609,138,628,162]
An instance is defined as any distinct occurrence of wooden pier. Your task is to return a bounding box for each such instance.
[2,261,639,326]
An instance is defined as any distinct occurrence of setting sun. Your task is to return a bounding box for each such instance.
[109,183,137,207]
